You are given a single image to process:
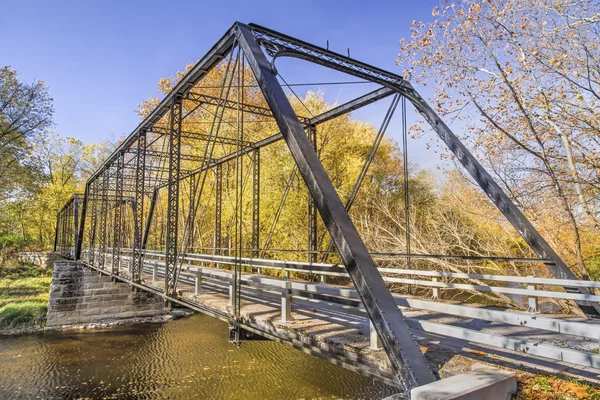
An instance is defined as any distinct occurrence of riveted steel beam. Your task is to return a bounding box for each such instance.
[235,22,435,390]
[132,130,146,283]
[165,97,183,299]
[112,152,124,275]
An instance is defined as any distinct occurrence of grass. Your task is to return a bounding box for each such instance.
[517,373,600,399]
[0,259,52,332]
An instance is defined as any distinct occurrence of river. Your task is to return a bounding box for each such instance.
[0,314,396,399]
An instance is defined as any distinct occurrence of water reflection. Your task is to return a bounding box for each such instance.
[0,314,395,399]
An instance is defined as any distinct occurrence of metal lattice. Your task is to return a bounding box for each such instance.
[132,130,146,282]
[165,97,182,298]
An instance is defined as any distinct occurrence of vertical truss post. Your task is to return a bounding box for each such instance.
[88,179,98,264]
[63,206,68,256]
[61,204,66,256]
[214,163,223,256]
[98,169,109,269]
[187,178,196,250]
[53,214,59,252]
[165,96,182,299]
[58,210,63,254]
[64,202,69,256]
[142,188,158,252]
[132,130,146,283]
[307,125,318,265]
[72,195,79,259]
[75,184,88,260]
[236,23,435,389]
[401,96,411,273]
[252,149,260,260]
[112,152,124,275]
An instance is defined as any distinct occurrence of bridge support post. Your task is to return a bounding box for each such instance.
[98,169,109,270]
[432,277,439,300]
[194,272,202,296]
[527,276,538,313]
[152,263,158,283]
[132,129,146,283]
[252,149,260,275]
[112,152,124,276]
[165,96,183,302]
[228,276,235,307]
[281,281,293,322]
[214,164,222,264]
[369,320,382,350]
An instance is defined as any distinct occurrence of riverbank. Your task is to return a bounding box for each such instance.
[0,260,51,335]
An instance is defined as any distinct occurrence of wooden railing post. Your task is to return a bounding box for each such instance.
[229,276,235,307]
[194,271,202,296]
[527,276,539,313]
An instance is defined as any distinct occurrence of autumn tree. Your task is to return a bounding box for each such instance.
[397,0,600,278]
[0,66,53,195]
[136,63,402,263]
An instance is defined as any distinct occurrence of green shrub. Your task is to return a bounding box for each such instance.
[0,301,47,327]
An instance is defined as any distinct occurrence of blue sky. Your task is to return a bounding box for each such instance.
[0,0,441,165]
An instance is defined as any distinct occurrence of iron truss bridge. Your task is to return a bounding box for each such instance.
[54,22,600,391]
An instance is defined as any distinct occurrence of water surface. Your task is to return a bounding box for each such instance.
[0,314,395,399]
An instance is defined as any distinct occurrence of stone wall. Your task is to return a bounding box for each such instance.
[46,261,166,328]
[18,252,60,268]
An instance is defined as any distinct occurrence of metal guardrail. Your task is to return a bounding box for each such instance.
[84,248,600,370]
[134,250,600,304]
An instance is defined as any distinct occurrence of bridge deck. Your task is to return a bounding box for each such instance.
[81,257,600,388]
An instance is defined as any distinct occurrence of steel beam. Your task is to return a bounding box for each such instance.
[165,87,393,189]
[235,22,435,389]
[98,170,109,269]
[398,84,600,317]
[150,126,252,147]
[112,153,124,275]
[307,125,318,264]
[251,149,260,259]
[165,97,183,298]
[87,25,238,184]
[132,130,146,282]
[248,23,598,317]
[142,188,158,252]
[185,91,311,124]
[53,215,59,252]
[215,163,223,255]
[88,179,98,264]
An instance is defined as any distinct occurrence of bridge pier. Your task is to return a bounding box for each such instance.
[46,260,167,328]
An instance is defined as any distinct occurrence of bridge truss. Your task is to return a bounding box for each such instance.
[54,22,600,390]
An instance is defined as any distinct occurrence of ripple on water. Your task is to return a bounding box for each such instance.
[0,314,396,399]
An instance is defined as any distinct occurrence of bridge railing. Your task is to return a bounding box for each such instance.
[134,249,600,305]
[83,247,600,370]
[140,254,600,369]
